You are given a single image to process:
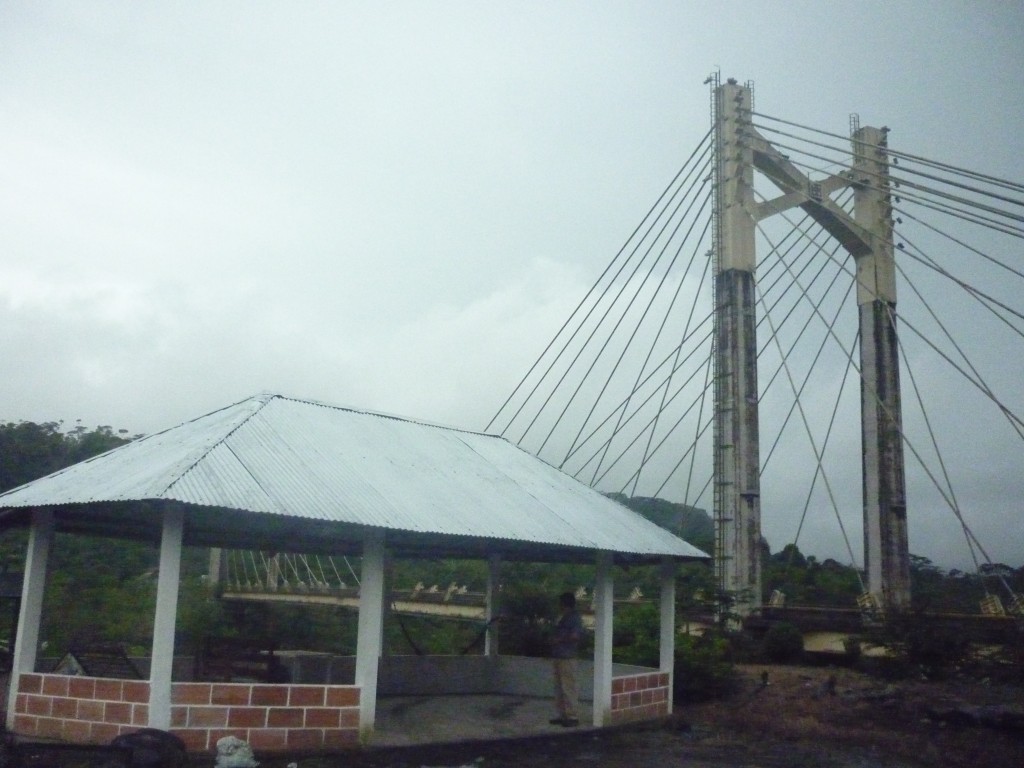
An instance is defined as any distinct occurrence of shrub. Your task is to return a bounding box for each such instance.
[673,631,737,702]
[761,621,804,663]
[865,611,972,679]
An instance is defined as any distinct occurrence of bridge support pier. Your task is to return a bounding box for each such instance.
[853,126,910,609]
[712,79,763,618]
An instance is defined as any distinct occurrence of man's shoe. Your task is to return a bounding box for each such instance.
[549,717,566,725]
[561,718,580,727]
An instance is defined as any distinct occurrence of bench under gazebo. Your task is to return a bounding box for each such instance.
[0,393,706,753]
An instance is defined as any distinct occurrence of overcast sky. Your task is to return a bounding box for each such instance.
[2,2,1022,569]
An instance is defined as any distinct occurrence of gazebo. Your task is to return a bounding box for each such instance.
[0,393,707,753]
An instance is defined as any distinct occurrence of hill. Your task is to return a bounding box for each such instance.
[609,494,714,555]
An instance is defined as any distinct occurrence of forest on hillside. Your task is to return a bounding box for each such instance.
[0,420,1021,663]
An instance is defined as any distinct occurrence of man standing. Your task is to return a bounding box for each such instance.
[550,591,584,727]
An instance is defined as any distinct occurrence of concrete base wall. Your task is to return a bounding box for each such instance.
[12,655,666,752]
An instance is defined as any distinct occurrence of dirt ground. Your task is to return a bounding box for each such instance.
[263,664,1024,768]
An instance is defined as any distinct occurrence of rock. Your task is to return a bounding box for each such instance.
[110,728,188,767]
[214,736,259,768]
[925,702,1024,733]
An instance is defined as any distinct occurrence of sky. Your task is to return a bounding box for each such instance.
[2,2,1022,570]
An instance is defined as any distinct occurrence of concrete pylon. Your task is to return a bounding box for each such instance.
[853,126,911,609]
[712,79,763,617]
[710,77,910,614]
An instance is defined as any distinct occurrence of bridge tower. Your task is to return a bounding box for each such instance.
[711,77,910,614]
[711,78,762,618]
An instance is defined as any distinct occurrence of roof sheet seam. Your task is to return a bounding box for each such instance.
[160,395,274,498]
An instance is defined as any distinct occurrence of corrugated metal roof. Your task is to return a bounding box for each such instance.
[0,393,707,560]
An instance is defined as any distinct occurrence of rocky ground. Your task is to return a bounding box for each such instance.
[257,664,1024,768]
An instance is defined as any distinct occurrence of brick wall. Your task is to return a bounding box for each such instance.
[13,673,151,744]
[11,674,361,753]
[169,681,360,752]
[609,671,670,723]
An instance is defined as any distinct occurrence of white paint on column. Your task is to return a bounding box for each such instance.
[592,551,614,727]
[148,504,184,729]
[485,554,501,658]
[659,557,676,714]
[355,528,385,741]
[6,508,54,729]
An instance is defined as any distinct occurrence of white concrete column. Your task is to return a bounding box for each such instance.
[713,80,763,618]
[659,557,676,715]
[592,551,614,727]
[148,504,184,729]
[853,125,910,610]
[355,528,385,741]
[485,554,501,657]
[207,547,223,585]
[6,508,54,729]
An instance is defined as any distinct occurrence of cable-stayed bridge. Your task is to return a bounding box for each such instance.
[220,78,1023,625]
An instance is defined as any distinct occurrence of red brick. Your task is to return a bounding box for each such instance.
[623,677,637,692]
[90,722,120,744]
[658,672,670,687]
[69,677,97,698]
[14,694,28,714]
[62,718,92,742]
[24,694,52,717]
[286,728,323,750]
[249,727,288,750]
[52,697,79,718]
[12,714,38,737]
[19,674,42,694]
[611,678,625,694]
[211,684,251,706]
[323,728,359,749]
[325,687,360,707]
[132,704,150,726]
[172,683,211,705]
[653,688,667,703]
[171,707,188,727]
[267,707,304,728]
[105,701,132,724]
[305,707,340,728]
[629,691,642,707]
[94,679,124,701]
[188,706,229,728]
[172,728,210,753]
[122,680,149,703]
[251,685,288,706]
[36,717,63,740]
[78,699,105,721]
[42,675,70,696]
[340,708,360,728]
[288,686,325,706]
[227,707,267,728]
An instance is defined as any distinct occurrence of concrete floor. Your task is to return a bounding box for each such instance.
[372,694,594,747]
